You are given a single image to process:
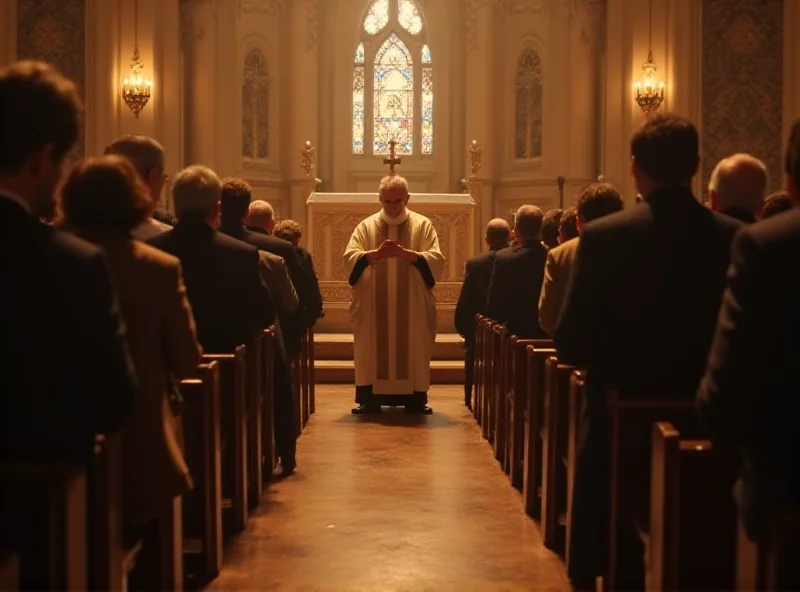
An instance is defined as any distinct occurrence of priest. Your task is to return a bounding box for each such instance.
[344,174,445,414]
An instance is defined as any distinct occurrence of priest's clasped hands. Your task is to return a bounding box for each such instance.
[365,239,419,264]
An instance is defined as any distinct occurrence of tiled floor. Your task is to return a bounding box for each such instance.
[205,385,570,591]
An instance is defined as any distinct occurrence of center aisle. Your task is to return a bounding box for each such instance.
[205,385,569,591]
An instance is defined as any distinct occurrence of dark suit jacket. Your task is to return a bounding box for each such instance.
[0,197,137,461]
[454,246,504,339]
[219,223,319,356]
[486,239,549,339]
[148,220,275,353]
[296,247,323,321]
[553,186,741,583]
[697,210,800,541]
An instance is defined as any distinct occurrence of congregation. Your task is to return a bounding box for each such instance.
[455,109,800,589]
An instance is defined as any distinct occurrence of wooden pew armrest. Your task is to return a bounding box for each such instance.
[121,537,143,576]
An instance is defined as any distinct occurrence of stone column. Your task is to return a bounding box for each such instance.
[464,0,496,252]
[287,0,319,228]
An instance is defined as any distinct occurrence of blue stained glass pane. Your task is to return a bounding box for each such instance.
[422,44,431,64]
[398,0,423,35]
[352,65,365,154]
[421,67,433,154]
[373,34,413,155]
[363,0,389,34]
[355,42,365,64]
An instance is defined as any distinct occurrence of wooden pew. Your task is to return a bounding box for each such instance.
[245,336,263,507]
[301,329,311,426]
[492,325,510,463]
[541,356,577,553]
[202,346,248,535]
[522,343,556,518]
[604,392,698,591]
[261,327,277,486]
[736,509,800,591]
[291,356,303,438]
[508,338,552,490]
[307,326,316,416]
[180,361,223,581]
[565,370,584,573]
[481,320,497,440]
[648,421,736,591]
[0,551,19,591]
[473,314,485,421]
[0,462,88,590]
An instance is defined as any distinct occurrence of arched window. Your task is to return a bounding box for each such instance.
[352,0,433,156]
[514,49,543,160]
[242,48,269,160]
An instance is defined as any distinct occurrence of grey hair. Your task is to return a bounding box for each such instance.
[172,165,221,219]
[105,134,165,178]
[247,199,274,226]
[485,218,510,247]
[379,175,409,195]
[708,153,769,214]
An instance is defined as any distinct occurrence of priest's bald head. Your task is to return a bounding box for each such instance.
[378,175,410,219]
[513,205,544,244]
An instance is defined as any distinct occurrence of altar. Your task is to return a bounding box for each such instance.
[306,191,476,333]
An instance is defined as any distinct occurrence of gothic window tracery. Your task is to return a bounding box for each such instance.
[242,48,269,160]
[514,48,543,159]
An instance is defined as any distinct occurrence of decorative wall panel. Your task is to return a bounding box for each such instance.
[17,0,86,156]
[701,0,783,196]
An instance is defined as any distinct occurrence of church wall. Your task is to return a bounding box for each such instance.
[700,0,784,199]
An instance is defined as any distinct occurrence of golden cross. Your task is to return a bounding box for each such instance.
[383,139,401,177]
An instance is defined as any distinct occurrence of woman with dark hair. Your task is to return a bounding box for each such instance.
[60,155,202,589]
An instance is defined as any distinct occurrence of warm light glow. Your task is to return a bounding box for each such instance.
[121,48,152,118]
[634,50,665,116]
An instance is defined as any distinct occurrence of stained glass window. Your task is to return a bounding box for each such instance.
[242,49,269,159]
[363,0,389,35]
[353,44,366,154]
[374,34,413,155]
[398,0,423,35]
[515,49,543,159]
[352,0,433,156]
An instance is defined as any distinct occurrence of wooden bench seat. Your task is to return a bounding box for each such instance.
[181,361,223,581]
[245,336,263,506]
[541,356,577,553]
[202,346,248,535]
[565,370,584,573]
[648,422,737,591]
[307,327,316,416]
[0,461,88,590]
[491,325,509,463]
[261,327,277,486]
[523,343,556,518]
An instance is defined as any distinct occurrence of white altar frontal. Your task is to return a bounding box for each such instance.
[306,191,476,333]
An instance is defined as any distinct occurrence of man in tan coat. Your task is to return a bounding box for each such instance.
[258,250,299,314]
[538,183,624,336]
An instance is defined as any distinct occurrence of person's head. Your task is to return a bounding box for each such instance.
[558,207,579,243]
[274,219,302,246]
[59,155,150,237]
[0,60,83,218]
[630,112,699,197]
[540,209,563,249]
[707,154,769,221]
[104,135,166,210]
[247,200,275,233]
[513,205,544,243]
[575,182,624,232]
[761,191,793,219]
[220,177,252,226]
[484,218,510,250]
[786,119,800,204]
[378,175,410,218]
[171,165,222,225]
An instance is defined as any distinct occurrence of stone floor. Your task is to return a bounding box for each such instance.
[205,385,570,591]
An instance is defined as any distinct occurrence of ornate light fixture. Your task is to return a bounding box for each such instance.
[634,0,665,116]
[121,0,152,118]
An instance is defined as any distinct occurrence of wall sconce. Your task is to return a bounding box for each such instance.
[121,0,152,118]
[634,0,665,116]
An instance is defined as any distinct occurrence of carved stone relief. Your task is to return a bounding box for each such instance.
[242,48,270,160]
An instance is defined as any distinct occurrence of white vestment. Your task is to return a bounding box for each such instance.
[343,209,445,395]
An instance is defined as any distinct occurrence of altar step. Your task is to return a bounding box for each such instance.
[313,332,465,384]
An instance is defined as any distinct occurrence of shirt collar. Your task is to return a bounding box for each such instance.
[380,208,409,226]
[0,189,31,215]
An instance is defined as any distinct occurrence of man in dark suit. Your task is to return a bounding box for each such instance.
[554,113,742,589]
[454,218,511,408]
[148,166,275,354]
[697,120,800,552]
[0,60,137,462]
[486,205,549,339]
[219,182,320,359]
[273,218,324,316]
